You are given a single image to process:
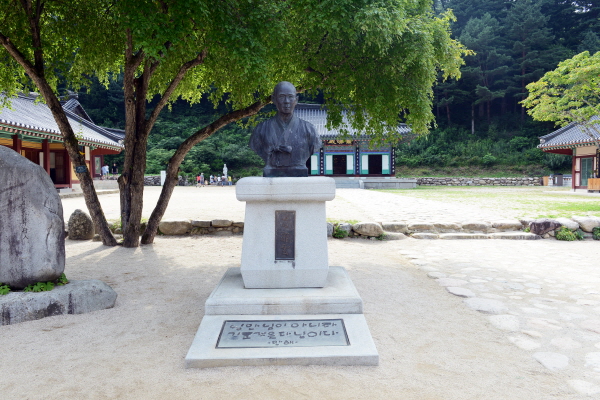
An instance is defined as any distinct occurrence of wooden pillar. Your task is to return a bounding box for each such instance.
[65,149,73,188]
[12,134,22,153]
[42,139,50,174]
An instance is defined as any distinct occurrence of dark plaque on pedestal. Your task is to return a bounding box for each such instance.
[216,319,349,348]
[275,210,295,260]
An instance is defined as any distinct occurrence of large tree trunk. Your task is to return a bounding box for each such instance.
[141,99,269,245]
[119,41,208,247]
[0,23,116,246]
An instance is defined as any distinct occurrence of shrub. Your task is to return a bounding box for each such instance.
[482,153,497,167]
[332,225,349,239]
[24,281,55,292]
[555,226,577,241]
[593,227,600,241]
[0,283,10,295]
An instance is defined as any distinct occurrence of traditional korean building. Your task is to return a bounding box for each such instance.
[295,103,411,176]
[0,93,124,190]
[538,119,599,190]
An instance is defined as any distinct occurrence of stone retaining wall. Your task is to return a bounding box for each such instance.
[417,177,542,186]
[107,215,598,241]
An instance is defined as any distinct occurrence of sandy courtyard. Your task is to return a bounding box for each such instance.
[0,236,584,400]
[2,186,598,399]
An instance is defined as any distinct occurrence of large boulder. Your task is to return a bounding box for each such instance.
[529,218,562,235]
[67,209,95,240]
[555,217,580,231]
[352,222,384,237]
[0,147,65,289]
[571,216,600,232]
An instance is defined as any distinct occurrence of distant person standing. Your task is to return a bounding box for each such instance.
[111,163,118,177]
[217,175,222,186]
[200,173,205,186]
[228,175,232,186]
[101,163,109,180]
[196,174,201,188]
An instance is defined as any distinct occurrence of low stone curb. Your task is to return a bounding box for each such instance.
[416,177,542,186]
[92,215,600,241]
[0,280,117,325]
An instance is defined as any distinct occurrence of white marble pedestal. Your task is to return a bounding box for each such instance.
[185,176,378,368]
[236,177,336,288]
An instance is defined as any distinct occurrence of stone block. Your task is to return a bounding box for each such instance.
[411,233,439,239]
[213,230,233,237]
[529,218,562,235]
[489,232,542,240]
[0,280,117,325]
[408,222,436,232]
[212,219,233,228]
[571,216,600,232]
[439,233,490,239]
[555,217,579,231]
[352,222,384,237]
[381,222,408,233]
[337,222,353,234]
[492,220,523,231]
[327,222,334,237]
[191,220,211,228]
[433,222,461,233]
[384,232,407,240]
[461,221,491,232]
[159,220,192,235]
[232,221,245,227]
[0,147,65,289]
[68,209,95,240]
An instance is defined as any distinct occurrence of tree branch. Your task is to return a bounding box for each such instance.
[146,49,208,131]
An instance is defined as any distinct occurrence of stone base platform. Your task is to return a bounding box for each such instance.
[185,314,378,368]
[205,267,363,315]
[0,280,117,325]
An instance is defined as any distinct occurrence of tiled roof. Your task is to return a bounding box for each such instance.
[0,94,123,150]
[539,116,600,150]
[294,103,412,140]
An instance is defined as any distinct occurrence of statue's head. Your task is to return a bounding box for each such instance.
[272,81,298,116]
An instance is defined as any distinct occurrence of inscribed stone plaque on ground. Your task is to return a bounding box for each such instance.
[275,210,295,260]
[217,319,349,348]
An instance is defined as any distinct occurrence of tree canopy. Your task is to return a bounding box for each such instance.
[523,50,600,146]
[2,0,468,247]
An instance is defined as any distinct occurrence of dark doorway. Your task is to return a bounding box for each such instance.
[333,155,347,174]
[368,154,382,174]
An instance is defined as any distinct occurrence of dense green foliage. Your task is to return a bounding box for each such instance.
[398,0,600,175]
[523,50,600,148]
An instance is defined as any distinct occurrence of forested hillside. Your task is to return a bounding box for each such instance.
[79,0,600,178]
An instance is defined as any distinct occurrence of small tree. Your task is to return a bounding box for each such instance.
[522,50,600,150]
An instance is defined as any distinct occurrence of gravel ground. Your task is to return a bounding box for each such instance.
[2,184,598,398]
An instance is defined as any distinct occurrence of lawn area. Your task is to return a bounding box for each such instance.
[378,186,600,219]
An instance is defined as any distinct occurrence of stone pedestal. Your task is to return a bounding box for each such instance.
[185,176,378,368]
[236,177,336,288]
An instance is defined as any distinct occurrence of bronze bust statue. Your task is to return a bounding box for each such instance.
[249,81,322,177]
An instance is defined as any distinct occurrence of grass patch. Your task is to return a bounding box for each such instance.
[377,186,600,219]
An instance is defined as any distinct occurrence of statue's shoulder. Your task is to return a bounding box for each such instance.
[297,117,317,134]
[253,118,274,132]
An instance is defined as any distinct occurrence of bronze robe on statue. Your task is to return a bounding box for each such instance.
[249,114,321,177]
